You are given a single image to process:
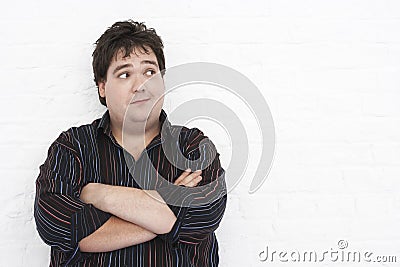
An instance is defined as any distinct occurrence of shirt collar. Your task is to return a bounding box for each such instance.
[97,110,112,137]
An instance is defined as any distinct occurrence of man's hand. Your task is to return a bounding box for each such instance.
[174,168,202,187]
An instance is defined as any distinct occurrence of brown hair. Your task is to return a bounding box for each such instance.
[92,20,165,106]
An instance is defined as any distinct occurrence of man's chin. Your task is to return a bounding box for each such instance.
[125,114,150,124]
[124,106,161,127]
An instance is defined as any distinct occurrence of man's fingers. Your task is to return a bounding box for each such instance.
[181,170,201,184]
[173,168,191,185]
[184,176,202,187]
[174,169,202,186]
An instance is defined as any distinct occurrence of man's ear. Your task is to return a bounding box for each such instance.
[98,80,106,98]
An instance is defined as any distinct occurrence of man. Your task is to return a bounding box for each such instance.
[34,20,227,266]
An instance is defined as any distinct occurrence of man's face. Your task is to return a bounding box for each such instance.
[98,47,164,127]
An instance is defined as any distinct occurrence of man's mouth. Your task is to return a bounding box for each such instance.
[130,98,150,104]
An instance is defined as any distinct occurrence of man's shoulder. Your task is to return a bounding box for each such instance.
[169,124,205,141]
[54,118,101,147]
[167,124,216,151]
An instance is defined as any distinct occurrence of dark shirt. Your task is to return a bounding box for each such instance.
[34,109,227,266]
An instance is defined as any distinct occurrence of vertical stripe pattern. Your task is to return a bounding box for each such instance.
[34,109,227,266]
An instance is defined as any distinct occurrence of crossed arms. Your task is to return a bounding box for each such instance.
[78,170,202,252]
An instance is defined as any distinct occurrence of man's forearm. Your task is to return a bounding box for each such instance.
[79,215,157,253]
[84,184,176,234]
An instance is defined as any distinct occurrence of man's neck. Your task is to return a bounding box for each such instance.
[110,115,161,156]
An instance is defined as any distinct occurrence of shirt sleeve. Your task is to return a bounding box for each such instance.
[157,128,227,246]
[34,133,111,265]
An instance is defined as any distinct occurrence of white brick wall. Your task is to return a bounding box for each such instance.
[1,0,400,266]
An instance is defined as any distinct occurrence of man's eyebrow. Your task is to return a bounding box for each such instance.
[112,60,159,75]
[112,63,133,75]
[141,60,158,67]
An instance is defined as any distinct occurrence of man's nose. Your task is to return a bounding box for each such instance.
[130,75,146,93]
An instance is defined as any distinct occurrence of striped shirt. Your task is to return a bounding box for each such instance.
[34,109,227,266]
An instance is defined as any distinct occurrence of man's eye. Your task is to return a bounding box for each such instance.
[118,73,129,79]
[145,70,156,76]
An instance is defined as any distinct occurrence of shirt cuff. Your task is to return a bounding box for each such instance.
[156,185,193,246]
[157,204,188,247]
[66,204,111,265]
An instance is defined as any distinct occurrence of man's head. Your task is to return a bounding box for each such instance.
[92,20,165,106]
